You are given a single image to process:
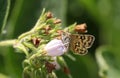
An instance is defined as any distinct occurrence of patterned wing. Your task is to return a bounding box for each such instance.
[61,32,71,50]
[70,34,95,55]
[79,34,95,48]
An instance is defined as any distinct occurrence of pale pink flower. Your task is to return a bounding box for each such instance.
[44,39,68,57]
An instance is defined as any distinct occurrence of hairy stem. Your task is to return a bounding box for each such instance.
[0,39,16,47]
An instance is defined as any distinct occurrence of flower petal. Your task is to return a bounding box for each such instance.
[44,39,67,56]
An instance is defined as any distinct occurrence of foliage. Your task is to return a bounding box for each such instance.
[0,0,120,78]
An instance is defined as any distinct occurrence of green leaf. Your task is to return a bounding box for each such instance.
[96,46,120,78]
[56,53,98,78]
[0,0,10,36]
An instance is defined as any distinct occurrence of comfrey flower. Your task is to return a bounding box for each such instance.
[44,39,68,57]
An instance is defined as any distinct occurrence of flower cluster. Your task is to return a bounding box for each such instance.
[13,9,88,78]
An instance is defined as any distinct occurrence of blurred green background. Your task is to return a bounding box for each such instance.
[0,0,120,78]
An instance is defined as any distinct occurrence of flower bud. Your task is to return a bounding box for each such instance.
[44,39,67,57]
[45,62,56,73]
[31,37,41,47]
[54,19,61,24]
[46,12,53,19]
[75,23,87,33]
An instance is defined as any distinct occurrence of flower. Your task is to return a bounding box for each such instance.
[51,57,61,70]
[44,39,67,57]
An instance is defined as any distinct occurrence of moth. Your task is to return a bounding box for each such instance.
[61,32,95,55]
[61,32,71,50]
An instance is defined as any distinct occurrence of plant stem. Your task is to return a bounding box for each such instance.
[0,39,16,47]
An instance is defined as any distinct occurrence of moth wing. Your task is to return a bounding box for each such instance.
[70,34,94,55]
[82,34,95,48]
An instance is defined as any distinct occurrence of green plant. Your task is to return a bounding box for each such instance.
[0,8,92,78]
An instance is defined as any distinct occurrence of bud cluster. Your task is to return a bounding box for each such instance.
[13,9,88,78]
